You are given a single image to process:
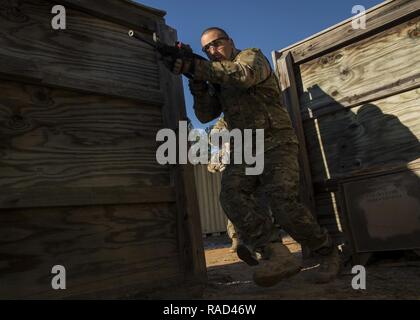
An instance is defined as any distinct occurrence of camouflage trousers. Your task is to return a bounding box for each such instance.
[219,142,330,253]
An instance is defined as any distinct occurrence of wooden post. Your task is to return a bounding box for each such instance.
[274,51,317,217]
[157,24,207,289]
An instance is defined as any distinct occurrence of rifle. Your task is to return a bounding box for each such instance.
[128,30,206,79]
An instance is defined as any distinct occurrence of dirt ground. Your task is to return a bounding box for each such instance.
[202,234,420,300]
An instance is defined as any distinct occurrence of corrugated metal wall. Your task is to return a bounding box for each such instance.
[194,165,228,234]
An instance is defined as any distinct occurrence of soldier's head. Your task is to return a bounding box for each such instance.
[201,27,236,62]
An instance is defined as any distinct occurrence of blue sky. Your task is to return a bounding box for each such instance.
[136,0,383,129]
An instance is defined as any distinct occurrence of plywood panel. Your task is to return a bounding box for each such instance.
[56,0,165,32]
[0,0,163,104]
[279,0,420,64]
[156,23,207,284]
[0,186,176,209]
[0,80,170,190]
[303,88,420,184]
[0,1,206,299]
[0,203,181,299]
[299,16,420,118]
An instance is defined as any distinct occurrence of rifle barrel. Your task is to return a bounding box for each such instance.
[127,30,156,48]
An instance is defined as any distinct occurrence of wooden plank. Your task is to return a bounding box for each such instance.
[299,16,420,119]
[303,88,420,185]
[313,192,344,240]
[157,23,207,286]
[157,24,189,279]
[275,52,317,215]
[0,54,42,82]
[275,0,420,64]
[315,192,342,220]
[62,273,185,299]
[314,159,420,192]
[0,0,163,104]
[0,203,182,299]
[0,186,176,209]
[0,80,170,190]
[55,0,165,33]
[273,0,393,57]
[178,162,207,282]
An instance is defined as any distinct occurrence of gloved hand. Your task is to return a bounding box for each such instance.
[160,42,195,76]
[172,58,194,75]
[188,80,208,96]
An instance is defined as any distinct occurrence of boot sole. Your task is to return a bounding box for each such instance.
[236,244,259,266]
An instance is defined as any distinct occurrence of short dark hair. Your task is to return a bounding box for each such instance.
[201,27,230,39]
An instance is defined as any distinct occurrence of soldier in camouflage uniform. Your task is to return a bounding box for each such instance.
[168,27,341,286]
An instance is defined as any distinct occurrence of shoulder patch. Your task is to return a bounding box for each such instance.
[237,48,261,56]
[235,48,264,61]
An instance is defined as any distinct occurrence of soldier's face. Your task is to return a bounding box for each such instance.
[201,31,234,62]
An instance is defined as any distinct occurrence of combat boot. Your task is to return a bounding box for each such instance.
[236,243,259,266]
[253,242,302,287]
[310,246,341,284]
[229,237,239,253]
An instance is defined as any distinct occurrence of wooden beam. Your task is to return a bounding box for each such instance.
[274,0,420,64]
[157,24,207,287]
[301,79,420,121]
[0,79,169,192]
[299,16,420,121]
[303,88,420,186]
[54,0,165,33]
[0,203,181,299]
[0,186,176,209]
[0,59,165,106]
[0,1,164,105]
[274,52,317,216]
[0,54,42,83]
[314,158,420,192]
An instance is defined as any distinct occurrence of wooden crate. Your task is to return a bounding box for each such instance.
[273,0,420,250]
[0,0,206,298]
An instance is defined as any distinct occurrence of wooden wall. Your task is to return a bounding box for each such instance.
[0,0,205,298]
[0,0,163,104]
[274,0,420,243]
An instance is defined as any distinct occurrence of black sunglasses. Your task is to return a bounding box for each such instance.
[202,37,229,53]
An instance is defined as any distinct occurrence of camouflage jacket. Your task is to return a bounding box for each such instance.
[193,48,298,151]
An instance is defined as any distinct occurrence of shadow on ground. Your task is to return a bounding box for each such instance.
[203,234,420,300]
